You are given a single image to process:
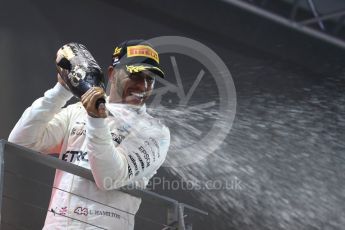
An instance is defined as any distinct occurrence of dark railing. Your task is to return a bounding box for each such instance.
[0,140,207,230]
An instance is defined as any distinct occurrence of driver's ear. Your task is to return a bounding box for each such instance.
[108,66,115,82]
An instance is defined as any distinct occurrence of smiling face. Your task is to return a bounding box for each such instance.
[108,67,156,106]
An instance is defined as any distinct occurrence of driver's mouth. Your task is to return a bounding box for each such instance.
[130,92,146,100]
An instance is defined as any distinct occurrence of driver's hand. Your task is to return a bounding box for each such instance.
[81,87,107,118]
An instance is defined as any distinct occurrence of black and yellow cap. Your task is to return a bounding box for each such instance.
[111,39,164,78]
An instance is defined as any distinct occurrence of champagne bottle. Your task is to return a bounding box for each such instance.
[56,43,105,108]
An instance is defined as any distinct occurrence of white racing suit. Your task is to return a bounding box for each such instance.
[8,83,170,230]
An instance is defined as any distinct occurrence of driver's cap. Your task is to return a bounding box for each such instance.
[111,39,164,78]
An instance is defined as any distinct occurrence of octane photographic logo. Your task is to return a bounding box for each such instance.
[145,36,236,168]
[106,36,236,167]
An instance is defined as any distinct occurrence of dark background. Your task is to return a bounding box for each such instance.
[1,0,345,229]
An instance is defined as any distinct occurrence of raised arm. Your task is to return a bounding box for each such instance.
[8,82,73,153]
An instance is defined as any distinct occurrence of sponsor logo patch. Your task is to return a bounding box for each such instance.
[127,45,159,63]
[128,154,140,176]
[113,47,122,55]
[62,151,88,162]
[71,207,121,219]
[139,146,150,167]
[111,132,125,144]
[71,128,86,136]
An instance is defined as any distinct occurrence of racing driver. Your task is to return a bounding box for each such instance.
[8,40,170,229]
